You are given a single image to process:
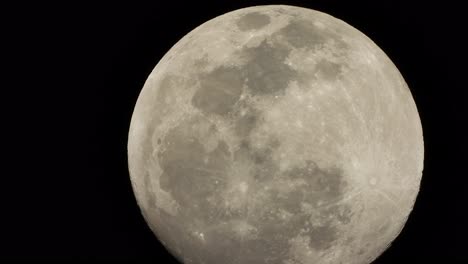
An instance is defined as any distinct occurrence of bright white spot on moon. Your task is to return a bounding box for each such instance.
[295,120,303,128]
[128,5,424,264]
[239,181,248,193]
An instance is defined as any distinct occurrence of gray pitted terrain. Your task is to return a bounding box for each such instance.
[128,5,424,264]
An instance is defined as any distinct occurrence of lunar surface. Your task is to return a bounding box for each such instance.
[128,5,424,264]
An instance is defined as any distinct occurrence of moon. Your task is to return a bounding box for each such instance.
[128,5,424,264]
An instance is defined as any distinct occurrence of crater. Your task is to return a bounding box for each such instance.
[236,12,271,31]
[241,40,297,96]
[192,66,244,116]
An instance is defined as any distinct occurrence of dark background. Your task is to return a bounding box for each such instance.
[4,0,467,262]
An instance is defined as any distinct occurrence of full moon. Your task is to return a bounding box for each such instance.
[128,5,424,264]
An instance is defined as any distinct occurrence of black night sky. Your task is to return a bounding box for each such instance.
[4,0,467,262]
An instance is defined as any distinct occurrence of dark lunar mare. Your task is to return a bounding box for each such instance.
[154,114,352,263]
[151,12,356,264]
[236,12,271,31]
[192,15,348,118]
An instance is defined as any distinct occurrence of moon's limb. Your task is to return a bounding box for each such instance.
[128,5,424,264]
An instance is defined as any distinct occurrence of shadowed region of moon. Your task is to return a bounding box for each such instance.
[128,5,424,264]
